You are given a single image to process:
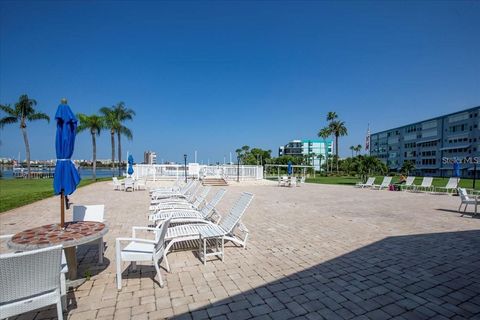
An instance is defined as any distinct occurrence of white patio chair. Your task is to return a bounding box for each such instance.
[149,188,227,226]
[163,192,254,272]
[435,177,460,194]
[400,176,416,191]
[457,188,478,216]
[278,176,288,187]
[0,245,65,319]
[135,178,147,191]
[356,177,375,188]
[412,177,434,192]
[73,205,105,264]
[371,176,392,190]
[115,217,172,290]
[124,177,135,192]
[112,177,124,191]
[288,176,297,187]
[150,186,211,213]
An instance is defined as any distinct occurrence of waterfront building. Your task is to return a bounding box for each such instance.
[144,151,157,164]
[279,139,333,171]
[370,106,480,178]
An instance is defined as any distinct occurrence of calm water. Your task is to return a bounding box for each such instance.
[0,167,124,179]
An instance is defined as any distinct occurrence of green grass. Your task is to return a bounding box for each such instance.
[305,176,480,190]
[0,178,110,213]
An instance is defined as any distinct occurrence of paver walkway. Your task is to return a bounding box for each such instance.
[1,181,479,319]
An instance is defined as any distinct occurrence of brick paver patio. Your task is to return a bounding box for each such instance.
[1,181,479,319]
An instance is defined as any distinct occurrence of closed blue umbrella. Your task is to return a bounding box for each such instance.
[453,161,461,177]
[53,100,81,227]
[128,154,134,176]
[287,161,293,176]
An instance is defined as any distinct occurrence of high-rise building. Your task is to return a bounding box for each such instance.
[370,106,480,177]
[143,151,157,164]
[279,139,333,171]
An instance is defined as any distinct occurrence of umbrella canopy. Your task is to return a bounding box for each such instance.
[453,161,461,177]
[127,154,134,176]
[54,103,81,195]
[287,161,293,175]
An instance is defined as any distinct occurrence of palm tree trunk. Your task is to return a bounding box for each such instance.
[92,133,97,181]
[117,132,122,176]
[336,134,339,173]
[21,126,31,179]
[110,130,115,176]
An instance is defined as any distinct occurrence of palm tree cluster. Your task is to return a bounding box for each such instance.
[318,111,348,173]
[0,95,135,180]
[349,144,362,157]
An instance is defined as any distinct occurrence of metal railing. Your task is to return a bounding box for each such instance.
[133,164,263,181]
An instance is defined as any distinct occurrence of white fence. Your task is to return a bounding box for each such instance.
[133,164,263,181]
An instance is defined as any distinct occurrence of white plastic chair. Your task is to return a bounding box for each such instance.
[356,177,375,188]
[436,177,460,194]
[124,178,135,192]
[135,178,147,191]
[0,245,65,319]
[115,217,172,290]
[372,177,392,190]
[73,205,105,264]
[112,177,124,191]
[458,188,478,216]
[163,192,254,272]
[412,177,434,192]
[289,176,297,187]
[401,176,416,191]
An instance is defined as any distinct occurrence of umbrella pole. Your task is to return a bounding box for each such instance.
[61,191,65,228]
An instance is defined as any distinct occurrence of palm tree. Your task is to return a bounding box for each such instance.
[99,107,117,175]
[401,160,415,175]
[317,154,324,174]
[356,144,362,156]
[318,127,331,173]
[77,114,104,180]
[112,102,135,176]
[327,111,338,122]
[329,120,348,173]
[0,95,50,178]
[350,146,355,158]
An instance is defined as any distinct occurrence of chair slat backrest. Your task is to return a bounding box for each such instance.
[73,205,105,222]
[200,188,227,218]
[381,177,392,186]
[181,180,196,194]
[0,245,62,304]
[186,183,202,201]
[154,217,172,259]
[365,177,375,185]
[445,177,459,188]
[405,176,415,186]
[421,177,433,187]
[458,188,470,201]
[219,192,254,233]
[191,186,211,208]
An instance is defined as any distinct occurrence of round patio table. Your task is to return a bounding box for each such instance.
[8,221,108,280]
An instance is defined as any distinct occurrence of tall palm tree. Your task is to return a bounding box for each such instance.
[329,120,348,173]
[350,146,355,158]
[318,127,331,173]
[317,154,325,174]
[0,95,50,178]
[112,102,135,176]
[99,107,117,175]
[77,114,104,180]
[356,144,362,156]
[327,111,338,122]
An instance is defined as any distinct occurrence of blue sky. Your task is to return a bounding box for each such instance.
[1,1,479,163]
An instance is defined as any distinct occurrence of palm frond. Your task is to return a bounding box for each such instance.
[118,125,133,140]
[0,116,18,128]
[0,104,17,116]
[27,112,50,122]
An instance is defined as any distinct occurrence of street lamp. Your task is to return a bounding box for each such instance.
[184,154,187,183]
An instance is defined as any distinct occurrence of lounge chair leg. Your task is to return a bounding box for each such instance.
[154,260,164,288]
[116,251,122,290]
[203,238,207,266]
[57,298,64,320]
[164,253,170,273]
[464,204,468,212]
[221,237,224,262]
[458,203,463,212]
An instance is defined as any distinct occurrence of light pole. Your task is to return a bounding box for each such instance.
[184,154,187,183]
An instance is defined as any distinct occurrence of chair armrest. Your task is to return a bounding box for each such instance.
[116,237,156,245]
[131,226,159,238]
[0,234,13,240]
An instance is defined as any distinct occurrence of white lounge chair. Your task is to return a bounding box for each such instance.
[0,245,66,319]
[163,192,254,272]
[436,177,460,194]
[115,217,172,290]
[149,179,185,195]
[412,177,434,192]
[73,204,105,264]
[400,176,416,191]
[150,186,211,213]
[457,188,478,216]
[288,176,297,187]
[134,178,147,191]
[149,188,227,226]
[151,183,203,207]
[356,177,375,188]
[151,180,199,200]
[278,176,288,187]
[372,177,392,190]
